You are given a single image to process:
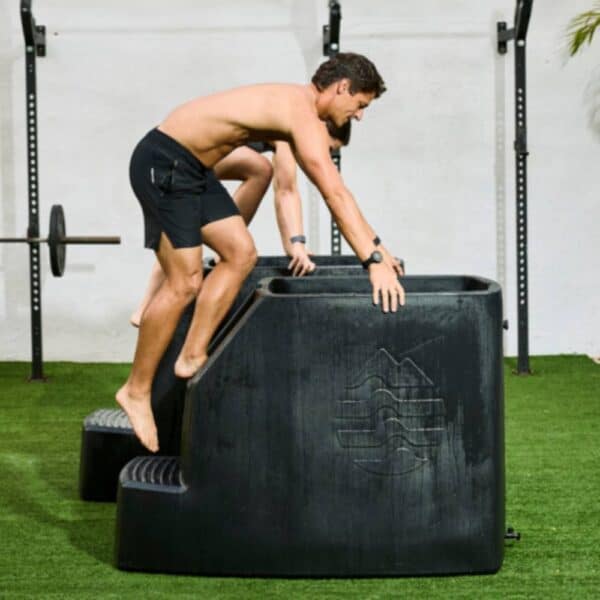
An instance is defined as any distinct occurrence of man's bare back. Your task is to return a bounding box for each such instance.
[159,84,323,169]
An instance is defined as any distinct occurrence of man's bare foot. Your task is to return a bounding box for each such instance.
[174,353,208,379]
[130,312,141,328]
[116,384,159,452]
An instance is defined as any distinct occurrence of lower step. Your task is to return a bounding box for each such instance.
[79,408,147,502]
[120,456,185,493]
[84,408,133,433]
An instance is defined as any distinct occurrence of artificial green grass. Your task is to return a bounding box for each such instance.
[0,356,598,599]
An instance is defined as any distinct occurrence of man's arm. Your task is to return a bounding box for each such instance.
[272,141,315,277]
[289,115,405,311]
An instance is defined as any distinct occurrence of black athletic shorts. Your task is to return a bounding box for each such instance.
[129,128,240,250]
[245,141,275,154]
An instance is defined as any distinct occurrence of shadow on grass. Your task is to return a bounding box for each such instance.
[0,363,135,569]
[1,449,116,568]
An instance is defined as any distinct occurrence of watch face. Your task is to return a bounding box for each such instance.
[362,250,385,269]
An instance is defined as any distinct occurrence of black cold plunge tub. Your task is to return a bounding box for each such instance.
[115,274,505,576]
[79,256,367,502]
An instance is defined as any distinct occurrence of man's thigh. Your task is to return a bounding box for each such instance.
[201,215,255,261]
[214,146,270,181]
[156,231,203,280]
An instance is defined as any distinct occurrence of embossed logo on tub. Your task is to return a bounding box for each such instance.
[336,346,446,476]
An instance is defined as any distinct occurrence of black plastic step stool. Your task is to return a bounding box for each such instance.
[116,275,505,576]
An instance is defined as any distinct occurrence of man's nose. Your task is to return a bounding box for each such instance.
[354,109,364,121]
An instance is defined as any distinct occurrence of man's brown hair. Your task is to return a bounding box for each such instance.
[312,52,386,98]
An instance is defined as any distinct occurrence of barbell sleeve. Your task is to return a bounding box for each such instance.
[57,236,121,244]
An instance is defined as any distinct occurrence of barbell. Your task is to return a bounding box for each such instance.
[0,204,120,277]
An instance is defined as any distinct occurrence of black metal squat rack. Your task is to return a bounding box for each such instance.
[6,1,534,379]
[0,1,120,381]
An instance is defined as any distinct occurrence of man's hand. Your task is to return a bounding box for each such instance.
[287,245,316,277]
[379,244,404,277]
[369,263,405,313]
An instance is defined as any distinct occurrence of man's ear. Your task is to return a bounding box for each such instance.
[336,78,350,94]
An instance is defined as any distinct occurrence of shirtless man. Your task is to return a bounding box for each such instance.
[129,121,351,328]
[117,52,405,452]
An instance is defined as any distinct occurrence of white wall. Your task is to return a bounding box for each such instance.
[1,0,598,362]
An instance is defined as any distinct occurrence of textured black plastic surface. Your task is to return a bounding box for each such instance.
[121,456,184,490]
[158,256,366,452]
[116,274,505,576]
[79,410,146,502]
[79,256,365,501]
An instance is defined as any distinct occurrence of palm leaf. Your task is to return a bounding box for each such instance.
[568,3,600,56]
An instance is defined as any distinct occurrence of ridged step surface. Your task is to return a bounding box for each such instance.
[84,409,133,432]
[121,456,184,491]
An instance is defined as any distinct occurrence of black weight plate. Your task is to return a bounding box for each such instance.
[48,204,66,277]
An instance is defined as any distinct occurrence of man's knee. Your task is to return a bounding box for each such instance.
[227,237,258,273]
[252,155,273,186]
[166,271,202,303]
[239,240,258,271]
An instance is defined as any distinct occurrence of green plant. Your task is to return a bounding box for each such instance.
[568,2,600,55]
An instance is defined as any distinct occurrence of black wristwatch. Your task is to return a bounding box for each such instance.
[290,235,306,244]
[362,250,383,269]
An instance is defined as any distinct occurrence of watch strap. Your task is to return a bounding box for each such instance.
[362,251,382,269]
[290,235,306,244]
